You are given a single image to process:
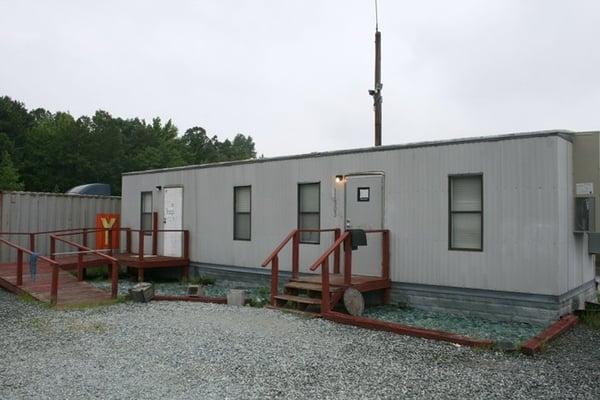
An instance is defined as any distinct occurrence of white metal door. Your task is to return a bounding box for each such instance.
[163,187,183,257]
[345,174,384,276]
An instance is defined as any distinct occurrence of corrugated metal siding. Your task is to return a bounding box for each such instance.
[121,134,594,296]
[0,191,120,262]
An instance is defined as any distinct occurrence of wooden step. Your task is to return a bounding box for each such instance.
[273,294,323,305]
[284,281,342,292]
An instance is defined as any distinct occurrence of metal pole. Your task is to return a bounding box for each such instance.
[373,29,382,146]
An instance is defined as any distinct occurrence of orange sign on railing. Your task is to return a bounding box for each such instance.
[96,213,120,249]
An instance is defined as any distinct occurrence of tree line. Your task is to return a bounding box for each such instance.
[0,96,256,195]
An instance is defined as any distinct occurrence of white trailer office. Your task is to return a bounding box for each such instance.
[121,130,596,323]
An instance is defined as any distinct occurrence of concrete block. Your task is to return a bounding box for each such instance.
[227,289,246,306]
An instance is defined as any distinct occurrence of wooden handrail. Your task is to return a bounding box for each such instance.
[51,234,119,299]
[308,229,390,312]
[0,238,58,265]
[309,231,350,271]
[261,229,297,267]
[50,235,117,262]
[0,237,61,305]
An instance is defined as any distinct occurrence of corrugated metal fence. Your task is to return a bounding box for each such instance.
[0,191,121,262]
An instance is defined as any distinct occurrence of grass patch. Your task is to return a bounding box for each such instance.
[18,293,51,308]
[247,287,270,308]
[54,295,129,310]
[188,275,217,286]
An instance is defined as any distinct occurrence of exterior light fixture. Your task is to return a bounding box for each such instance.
[155,185,162,191]
[335,175,345,183]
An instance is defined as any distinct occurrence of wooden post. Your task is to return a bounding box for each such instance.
[29,233,35,253]
[82,228,88,248]
[111,260,118,299]
[139,230,144,261]
[77,252,83,281]
[16,249,23,286]
[292,231,299,280]
[321,257,330,312]
[50,236,56,261]
[333,229,341,274]
[382,230,390,279]
[50,264,58,306]
[183,230,190,260]
[344,236,352,286]
[108,229,113,256]
[270,256,279,306]
[126,228,132,254]
[152,212,158,255]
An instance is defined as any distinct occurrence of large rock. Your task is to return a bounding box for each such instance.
[343,288,365,316]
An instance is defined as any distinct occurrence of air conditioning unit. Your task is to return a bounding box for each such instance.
[575,197,595,232]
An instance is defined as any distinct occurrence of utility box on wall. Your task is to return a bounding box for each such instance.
[589,233,600,254]
[575,197,595,232]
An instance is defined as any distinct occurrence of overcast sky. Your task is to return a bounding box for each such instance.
[1,0,599,157]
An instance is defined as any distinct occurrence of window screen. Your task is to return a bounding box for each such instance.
[298,183,320,243]
[234,186,251,240]
[449,175,483,250]
[141,192,153,234]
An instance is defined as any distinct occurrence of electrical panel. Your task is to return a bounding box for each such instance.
[575,197,595,232]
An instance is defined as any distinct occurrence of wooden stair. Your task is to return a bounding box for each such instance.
[273,279,344,313]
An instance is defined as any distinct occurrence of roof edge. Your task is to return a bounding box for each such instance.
[0,190,121,199]
[123,129,575,177]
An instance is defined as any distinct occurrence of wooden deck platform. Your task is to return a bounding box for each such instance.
[54,253,189,281]
[290,273,390,292]
[0,261,113,306]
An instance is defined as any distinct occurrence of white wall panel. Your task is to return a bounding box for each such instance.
[121,132,594,296]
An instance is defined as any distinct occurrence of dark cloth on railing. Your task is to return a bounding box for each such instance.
[29,252,38,281]
[348,229,367,250]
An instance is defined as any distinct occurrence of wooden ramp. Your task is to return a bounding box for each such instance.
[0,261,112,306]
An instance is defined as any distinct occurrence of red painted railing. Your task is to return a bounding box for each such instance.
[50,234,119,299]
[0,237,61,305]
[0,227,99,254]
[52,227,190,261]
[308,229,390,312]
[261,228,341,305]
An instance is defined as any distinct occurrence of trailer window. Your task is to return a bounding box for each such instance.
[234,186,251,241]
[449,175,483,251]
[298,183,320,244]
[141,191,153,235]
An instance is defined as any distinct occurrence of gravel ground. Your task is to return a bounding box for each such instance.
[364,305,546,344]
[1,289,599,400]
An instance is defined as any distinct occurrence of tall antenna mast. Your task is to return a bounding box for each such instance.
[369,0,383,146]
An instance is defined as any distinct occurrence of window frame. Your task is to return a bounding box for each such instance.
[357,187,370,202]
[297,182,321,244]
[448,173,483,252]
[233,185,252,241]
[140,191,153,236]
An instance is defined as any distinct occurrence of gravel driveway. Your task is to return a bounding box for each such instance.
[1,289,599,400]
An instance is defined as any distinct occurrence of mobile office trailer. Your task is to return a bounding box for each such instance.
[121,130,596,323]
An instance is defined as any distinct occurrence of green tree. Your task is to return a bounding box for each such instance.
[0,150,24,191]
[0,95,258,195]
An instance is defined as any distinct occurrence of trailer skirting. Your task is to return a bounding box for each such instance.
[190,262,597,324]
